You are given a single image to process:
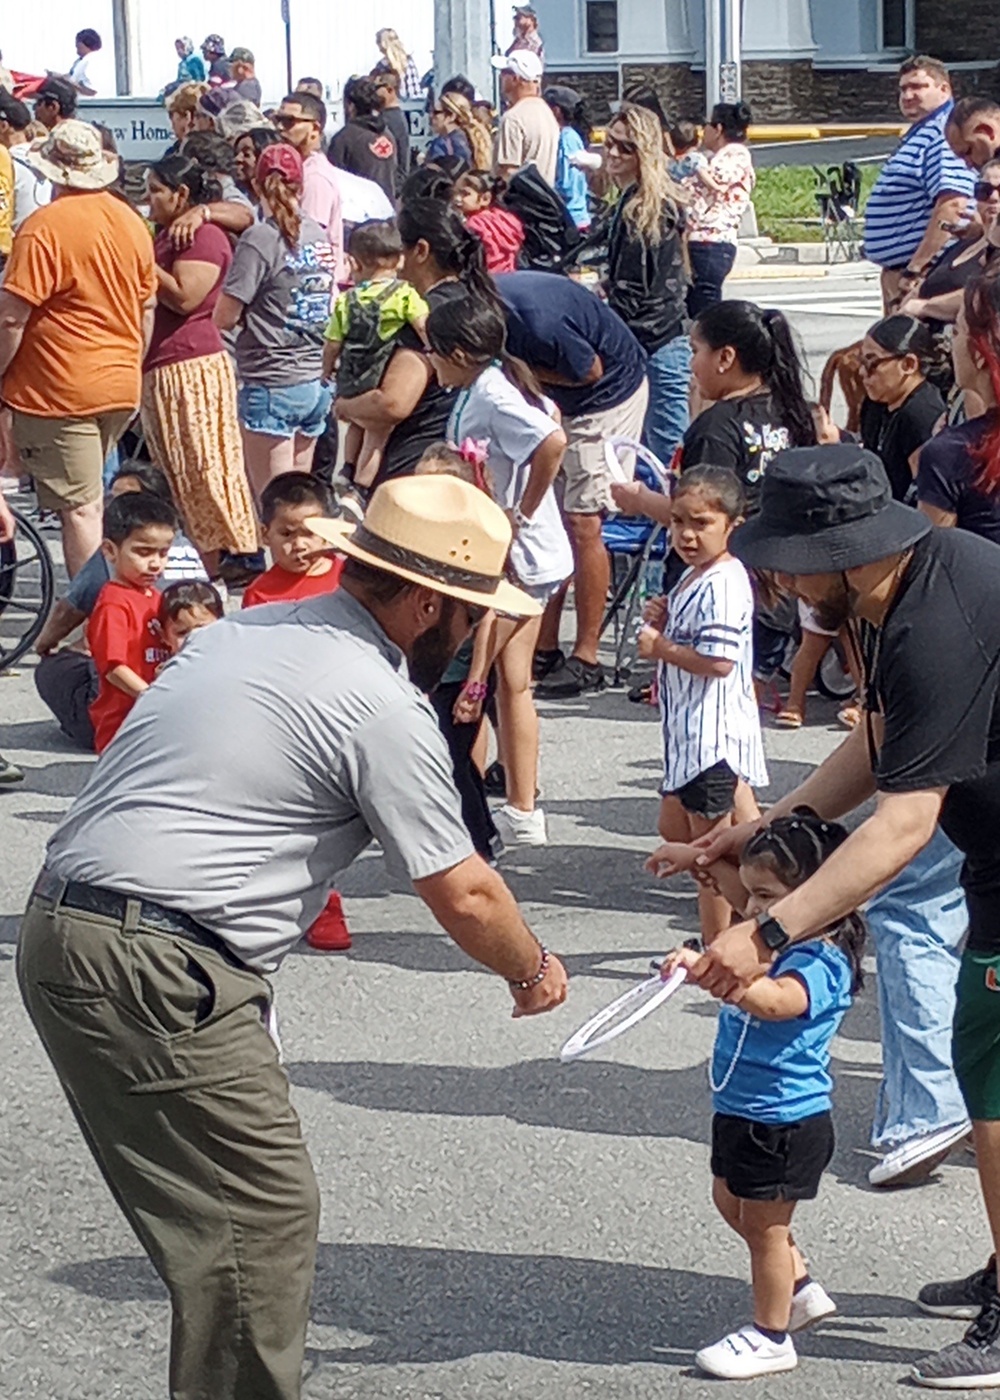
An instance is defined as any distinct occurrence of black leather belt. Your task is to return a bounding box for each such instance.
[32,870,244,967]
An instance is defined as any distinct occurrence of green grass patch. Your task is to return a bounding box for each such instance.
[753,163,881,242]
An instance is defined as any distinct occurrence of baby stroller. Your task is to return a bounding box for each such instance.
[600,438,673,686]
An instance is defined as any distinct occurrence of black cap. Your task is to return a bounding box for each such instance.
[731,444,931,575]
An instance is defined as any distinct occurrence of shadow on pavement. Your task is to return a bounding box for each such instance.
[49,1242,923,1369]
[286,1051,879,1189]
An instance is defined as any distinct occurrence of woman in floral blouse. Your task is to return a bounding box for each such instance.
[686,101,756,317]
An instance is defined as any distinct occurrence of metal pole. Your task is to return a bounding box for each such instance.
[281,0,293,93]
[705,0,721,112]
[720,0,742,101]
[111,0,131,95]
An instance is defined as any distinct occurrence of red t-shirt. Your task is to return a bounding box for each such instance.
[144,222,231,373]
[88,580,169,754]
[241,559,343,609]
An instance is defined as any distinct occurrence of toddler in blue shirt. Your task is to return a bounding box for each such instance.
[657,809,865,1381]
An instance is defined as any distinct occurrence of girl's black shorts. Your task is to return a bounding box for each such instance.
[711,1110,835,1201]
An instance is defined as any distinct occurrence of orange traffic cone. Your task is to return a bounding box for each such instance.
[306,890,352,950]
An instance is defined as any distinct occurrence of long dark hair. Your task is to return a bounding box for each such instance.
[695,300,816,448]
[425,294,545,409]
[398,198,499,307]
[148,152,221,206]
[742,807,866,992]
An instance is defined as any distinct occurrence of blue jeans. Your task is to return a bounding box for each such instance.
[868,826,970,1148]
[687,241,737,319]
[644,335,692,468]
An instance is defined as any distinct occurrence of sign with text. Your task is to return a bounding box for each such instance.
[79,99,173,162]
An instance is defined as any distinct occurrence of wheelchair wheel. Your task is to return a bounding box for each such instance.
[815,639,856,702]
[0,507,55,671]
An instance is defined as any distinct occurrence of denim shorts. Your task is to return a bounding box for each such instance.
[238,381,333,439]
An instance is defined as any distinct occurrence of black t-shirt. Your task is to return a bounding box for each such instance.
[865,529,1000,948]
[680,392,791,513]
[381,105,411,189]
[376,281,463,484]
[917,413,1000,544]
[497,271,647,417]
[920,234,985,300]
[860,380,945,503]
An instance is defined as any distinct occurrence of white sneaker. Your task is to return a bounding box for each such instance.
[869,1120,972,1188]
[494,803,547,847]
[695,1325,797,1379]
[789,1280,837,1332]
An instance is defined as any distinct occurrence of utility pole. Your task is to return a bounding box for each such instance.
[110,0,131,95]
[281,0,293,94]
[706,0,742,109]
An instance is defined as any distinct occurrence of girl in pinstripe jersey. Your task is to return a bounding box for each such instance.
[640,466,767,940]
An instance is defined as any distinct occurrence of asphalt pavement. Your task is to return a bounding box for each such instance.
[1,263,990,1400]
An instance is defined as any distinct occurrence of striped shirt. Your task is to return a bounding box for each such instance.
[659,557,768,793]
[863,101,974,268]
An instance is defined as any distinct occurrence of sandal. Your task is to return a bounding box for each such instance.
[774,708,804,729]
[837,705,861,730]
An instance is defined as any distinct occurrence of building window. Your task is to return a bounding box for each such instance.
[585,0,618,53]
[881,0,913,49]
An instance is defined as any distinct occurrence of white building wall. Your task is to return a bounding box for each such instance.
[2,0,434,102]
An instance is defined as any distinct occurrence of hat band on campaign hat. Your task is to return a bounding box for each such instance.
[349,526,502,596]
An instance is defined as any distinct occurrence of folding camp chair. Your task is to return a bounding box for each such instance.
[600,439,673,686]
[814,162,863,264]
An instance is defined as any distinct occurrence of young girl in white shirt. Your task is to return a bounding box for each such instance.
[426,294,573,848]
[639,465,767,939]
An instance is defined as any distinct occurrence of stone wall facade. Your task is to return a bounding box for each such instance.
[547,0,1000,126]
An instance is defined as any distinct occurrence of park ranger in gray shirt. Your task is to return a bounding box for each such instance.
[17,475,569,1400]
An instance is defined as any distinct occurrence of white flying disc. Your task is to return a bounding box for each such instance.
[559,965,687,1062]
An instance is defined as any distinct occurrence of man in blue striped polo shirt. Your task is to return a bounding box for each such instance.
[864,56,975,312]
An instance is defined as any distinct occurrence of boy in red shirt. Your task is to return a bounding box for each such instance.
[242,470,350,949]
[88,494,176,754]
[241,473,343,609]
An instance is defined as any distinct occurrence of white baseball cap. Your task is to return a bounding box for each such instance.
[491,50,544,82]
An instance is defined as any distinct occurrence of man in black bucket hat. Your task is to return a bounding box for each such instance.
[689,443,1000,1389]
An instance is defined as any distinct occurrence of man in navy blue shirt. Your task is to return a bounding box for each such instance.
[497,271,648,695]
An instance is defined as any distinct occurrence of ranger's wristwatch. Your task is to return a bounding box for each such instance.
[755,914,791,955]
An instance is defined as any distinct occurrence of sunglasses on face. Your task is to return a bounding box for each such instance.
[860,352,900,375]
[975,181,1000,201]
[607,137,638,156]
[274,113,313,129]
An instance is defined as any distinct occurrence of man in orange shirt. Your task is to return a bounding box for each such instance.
[0,121,157,575]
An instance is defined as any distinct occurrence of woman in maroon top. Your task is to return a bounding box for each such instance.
[141,153,258,576]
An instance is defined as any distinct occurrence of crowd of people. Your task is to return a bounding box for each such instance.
[4,25,1000,1398]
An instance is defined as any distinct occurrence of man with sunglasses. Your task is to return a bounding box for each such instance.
[275,91,344,278]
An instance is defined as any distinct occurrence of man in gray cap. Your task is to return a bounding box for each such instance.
[689,443,1000,1390]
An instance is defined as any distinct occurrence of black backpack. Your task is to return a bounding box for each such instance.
[337,279,404,398]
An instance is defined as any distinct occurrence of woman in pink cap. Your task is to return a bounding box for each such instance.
[214,143,338,493]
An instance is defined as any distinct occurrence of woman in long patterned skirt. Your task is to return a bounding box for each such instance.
[141,152,259,577]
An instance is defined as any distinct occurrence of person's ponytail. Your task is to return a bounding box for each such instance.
[261,170,302,249]
[398,197,501,309]
[760,308,816,448]
[694,301,816,448]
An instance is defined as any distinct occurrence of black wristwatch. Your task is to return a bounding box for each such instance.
[755,914,791,955]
